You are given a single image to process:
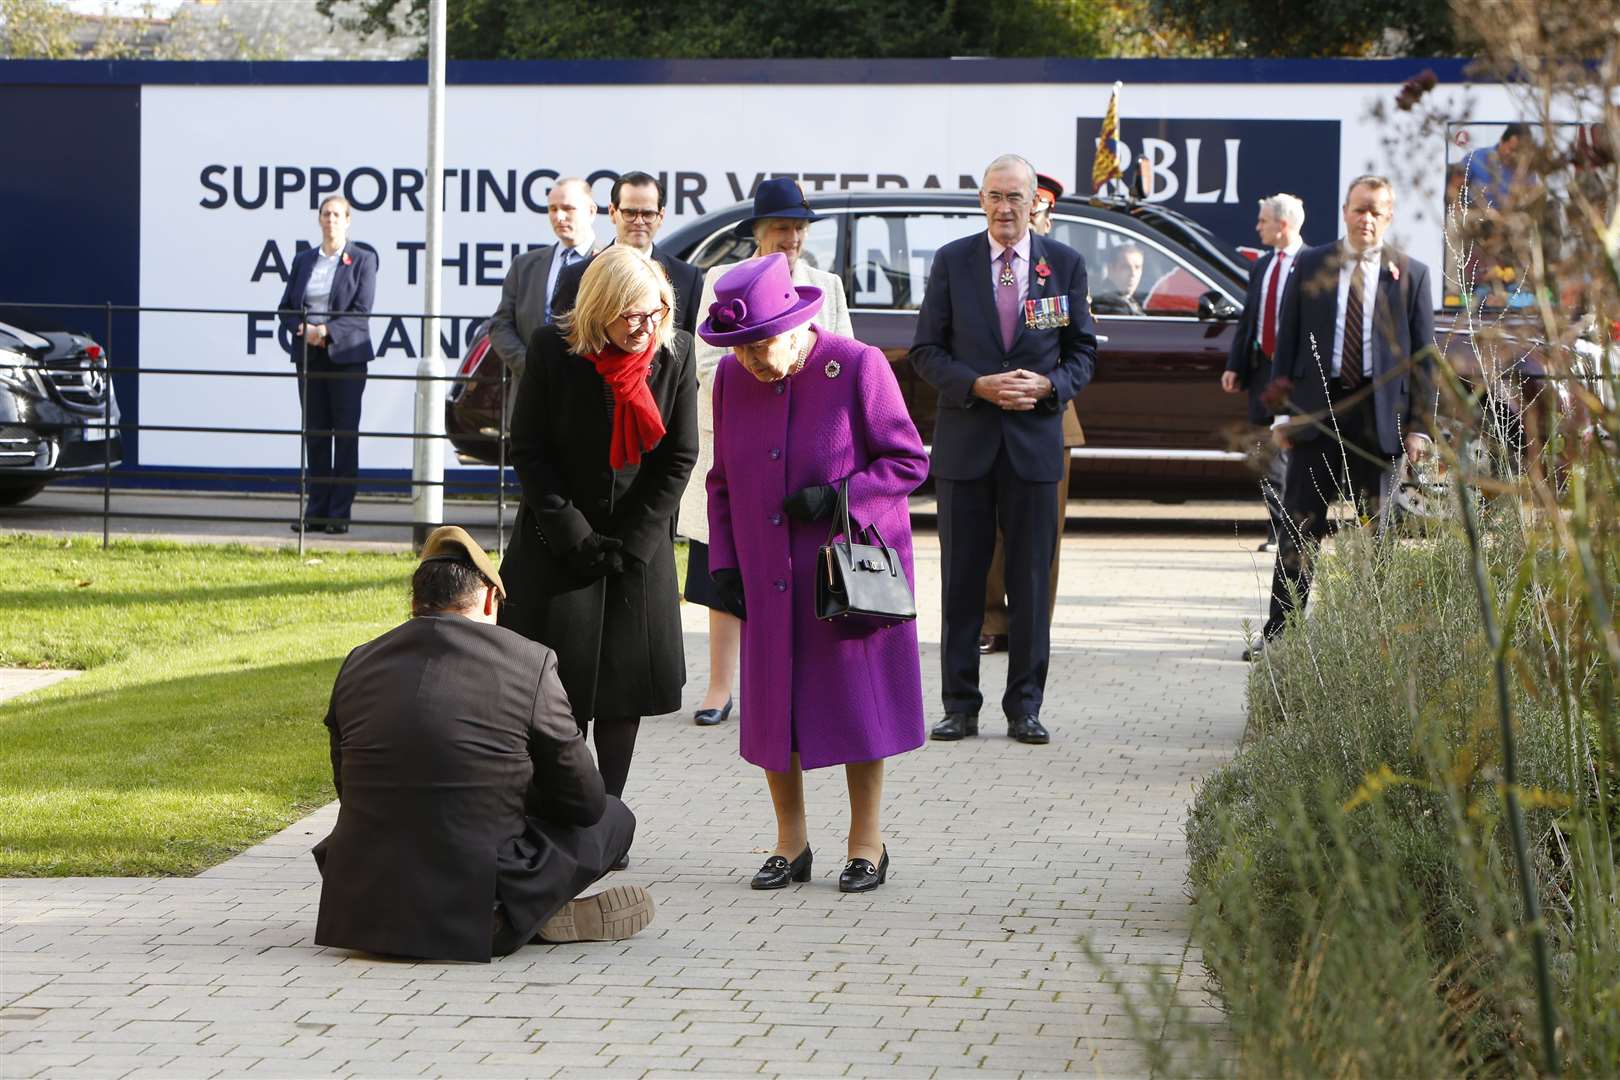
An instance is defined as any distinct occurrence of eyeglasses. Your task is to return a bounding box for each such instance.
[983,190,1030,208]
[616,207,662,222]
[618,305,669,330]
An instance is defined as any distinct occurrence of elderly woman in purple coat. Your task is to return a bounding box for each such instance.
[700,253,928,894]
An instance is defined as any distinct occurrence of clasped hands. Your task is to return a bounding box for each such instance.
[295,323,330,347]
[565,531,625,581]
[973,369,1052,411]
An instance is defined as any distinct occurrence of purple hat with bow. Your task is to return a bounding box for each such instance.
[697,252,823,347]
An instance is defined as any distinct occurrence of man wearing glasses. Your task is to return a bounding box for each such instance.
[487,177,603,380]
[549,171,704,337]
[911,154,1098,748]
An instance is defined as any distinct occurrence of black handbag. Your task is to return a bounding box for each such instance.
[815,479,916,624]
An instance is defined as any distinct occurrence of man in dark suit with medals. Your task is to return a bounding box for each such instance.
[549,171,704,337]
[312,527,655,962]
[1250,175,1435,660]
[910,153,1098,746]
[1222,193,1306,554]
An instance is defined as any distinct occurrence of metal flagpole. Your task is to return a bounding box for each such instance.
[411,0,447,548]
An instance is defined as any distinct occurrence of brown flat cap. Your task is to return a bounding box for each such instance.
[419,525,506,600]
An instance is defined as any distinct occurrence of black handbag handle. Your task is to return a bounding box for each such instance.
[824,477,862,554]
[822,479,898,578]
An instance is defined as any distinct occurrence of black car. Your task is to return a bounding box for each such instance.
[0,321,122,505]
[449,190,1259,495]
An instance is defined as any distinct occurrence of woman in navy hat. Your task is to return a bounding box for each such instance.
[679,179,852,729]
[700,253,926,894]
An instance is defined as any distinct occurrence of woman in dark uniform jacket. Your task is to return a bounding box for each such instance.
[497,245,698,856]
[277,195,377,533]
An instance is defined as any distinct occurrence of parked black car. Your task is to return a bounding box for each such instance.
[0,321,122,505]
[449,190,1264,495]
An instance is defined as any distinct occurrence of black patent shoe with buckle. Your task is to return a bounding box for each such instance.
[838,846,889,893]
[750,846,812,890]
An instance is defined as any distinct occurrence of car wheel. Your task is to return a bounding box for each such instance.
[0,478,49,506]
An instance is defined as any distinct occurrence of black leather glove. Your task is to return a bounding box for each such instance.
[711,568,747,620]
[782,483,839,523]
[563,533,625,581]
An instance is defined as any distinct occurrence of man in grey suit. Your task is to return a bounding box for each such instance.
[487,177,601,378]
[1251,174,1435,659]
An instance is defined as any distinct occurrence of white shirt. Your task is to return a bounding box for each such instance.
[1331,240,1381,378]
[1253,236,1304,349]
[988,230,1031,300]
[303,247,342,325]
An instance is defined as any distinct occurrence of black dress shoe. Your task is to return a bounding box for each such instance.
[1242,637,1267,662]
[693,696,734,727]
[324,522,350,534]
[838,846,888,893]
[977,634,1009,655]
[610,852,630,871]
[930,712,978,741]
[1007,714,1050,744]
[289,521,308,533]
[751,846,811,890]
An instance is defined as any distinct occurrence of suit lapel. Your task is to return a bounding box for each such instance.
[966,233,1001,355]
[329,244,353,310]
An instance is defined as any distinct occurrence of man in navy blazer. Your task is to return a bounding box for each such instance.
[1222,193,1305,552]
[910,154,1097,745]
[1251,175,1435,659]
[548,172,704,337]
[277,196,378,533]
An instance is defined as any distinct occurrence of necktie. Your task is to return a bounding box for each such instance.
[1260,254,1283,358]
[996,248,1019,352]
[1340,263,1365,391]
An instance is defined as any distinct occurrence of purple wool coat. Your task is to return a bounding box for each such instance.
[707,329,929,772]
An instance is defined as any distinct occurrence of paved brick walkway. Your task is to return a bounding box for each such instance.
[1,530,1260,1078]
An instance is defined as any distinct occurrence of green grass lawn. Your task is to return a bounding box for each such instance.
[0,535,414,876]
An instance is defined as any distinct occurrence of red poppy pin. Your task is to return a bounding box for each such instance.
[341,252,353,266]
[1389,262,1400,282]
[1034,257,1052,280]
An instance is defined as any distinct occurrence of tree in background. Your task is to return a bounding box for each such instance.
[1145,0,1457,57]
[318,0,1108,59]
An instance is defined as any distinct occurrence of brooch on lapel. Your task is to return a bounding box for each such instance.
[824,360,842,379]
[341,251,353,266]
[1034,257,1052,285]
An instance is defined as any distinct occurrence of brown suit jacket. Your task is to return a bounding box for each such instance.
[312,615,603,962]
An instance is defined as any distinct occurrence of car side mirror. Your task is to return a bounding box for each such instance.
[1197,290,1241,321]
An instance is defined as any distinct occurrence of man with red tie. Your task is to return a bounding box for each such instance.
[1247,176,1435,661]
[1223,193,1305,554]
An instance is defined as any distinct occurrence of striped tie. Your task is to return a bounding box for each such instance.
[1339,269,1365,392]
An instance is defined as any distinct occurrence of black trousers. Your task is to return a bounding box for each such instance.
[1263,391,1394,638]
[492,796,636,956]
[937,444,1060,719]
[296,347,368,524]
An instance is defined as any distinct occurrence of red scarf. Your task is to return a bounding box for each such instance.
[585,339,666,469]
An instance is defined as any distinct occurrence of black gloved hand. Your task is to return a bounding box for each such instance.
[782,483,839,523]
[564,533,625,581]
[710,568,747,620]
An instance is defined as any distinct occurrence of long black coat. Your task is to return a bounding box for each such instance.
[497,325,698,721]
[312,616,606,963]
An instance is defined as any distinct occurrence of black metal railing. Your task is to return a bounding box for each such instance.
[0,300,517,555]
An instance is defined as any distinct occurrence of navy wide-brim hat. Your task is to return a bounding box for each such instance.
[698,253,824,347]
[731,177,827,238]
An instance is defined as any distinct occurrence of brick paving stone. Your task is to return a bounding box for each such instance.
[1,528,1255,1077]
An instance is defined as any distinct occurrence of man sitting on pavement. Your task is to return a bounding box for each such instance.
[311,526,653,962]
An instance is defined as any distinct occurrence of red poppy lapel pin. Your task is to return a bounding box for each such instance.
[1034,257,1052,287]
[341,251,353,266]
